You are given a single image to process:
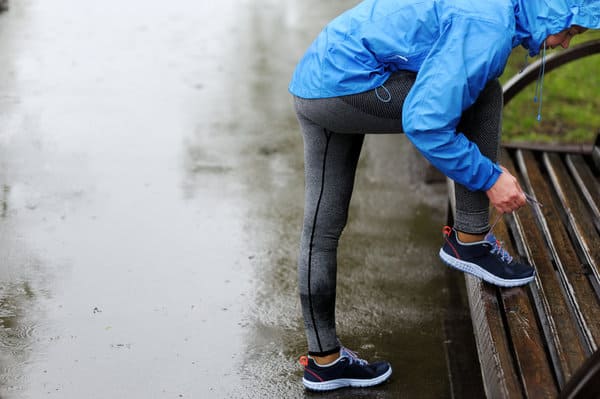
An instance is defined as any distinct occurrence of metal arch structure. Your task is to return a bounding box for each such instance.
[501,39,600,155]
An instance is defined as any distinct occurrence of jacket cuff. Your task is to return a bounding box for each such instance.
[481,163,503,191]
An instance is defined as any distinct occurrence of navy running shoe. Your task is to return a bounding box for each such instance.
[300,347,392,391]
[439,226,535,287]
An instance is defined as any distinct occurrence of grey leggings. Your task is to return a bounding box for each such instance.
[294,71,503,355]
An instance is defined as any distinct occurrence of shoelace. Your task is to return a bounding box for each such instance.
[486,233,514,263]
[341,347,368,366]
[534,42,547,122]
[485,191,543,263]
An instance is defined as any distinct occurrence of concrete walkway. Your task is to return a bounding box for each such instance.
[0,1,482,397]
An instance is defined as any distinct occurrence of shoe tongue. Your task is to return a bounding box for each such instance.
[484,232,513,262]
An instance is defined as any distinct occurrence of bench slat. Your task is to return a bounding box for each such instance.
[506,150,588,385]
[466,275,523,398]
[545,153,600,300]
[520,151,600,352]
[494,216,559,398]
[566,154,600,232]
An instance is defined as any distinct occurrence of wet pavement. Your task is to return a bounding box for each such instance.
[0,1,484,398]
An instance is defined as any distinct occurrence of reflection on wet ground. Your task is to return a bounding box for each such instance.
[0,0,483,397]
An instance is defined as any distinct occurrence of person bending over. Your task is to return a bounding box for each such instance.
[289,0,598,392]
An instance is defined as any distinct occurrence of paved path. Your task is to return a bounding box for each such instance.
[0,1,480,397]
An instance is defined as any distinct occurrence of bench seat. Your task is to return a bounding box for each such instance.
[449,136,600,398]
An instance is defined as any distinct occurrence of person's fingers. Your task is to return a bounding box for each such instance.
[495,203,511,214]
[518,191,527,208]
[496,197,524,213]
[487,166,529,214]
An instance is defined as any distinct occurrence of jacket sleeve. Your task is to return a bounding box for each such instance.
[402,17,511,191]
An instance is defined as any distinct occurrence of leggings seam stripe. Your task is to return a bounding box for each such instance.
[307,128,332,353]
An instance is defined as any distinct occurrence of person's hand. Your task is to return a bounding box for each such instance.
[486,166,526,214]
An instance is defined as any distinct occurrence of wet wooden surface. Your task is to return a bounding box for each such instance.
[495,217,558,398]
[455,138,600,398]
[466,274,522,398]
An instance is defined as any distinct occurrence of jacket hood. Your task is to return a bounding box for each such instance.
[514,0,600,56]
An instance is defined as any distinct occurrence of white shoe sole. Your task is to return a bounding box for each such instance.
[439,249,534,287]
[302,366,392,391]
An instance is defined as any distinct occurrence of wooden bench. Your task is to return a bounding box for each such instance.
[447,39,600,399]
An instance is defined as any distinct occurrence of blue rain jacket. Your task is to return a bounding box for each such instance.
[289,0,600,191]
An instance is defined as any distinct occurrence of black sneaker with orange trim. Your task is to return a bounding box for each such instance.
[439,226,535,287]
[299,347,392,391]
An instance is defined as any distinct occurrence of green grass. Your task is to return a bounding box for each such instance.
[499,30,600,145]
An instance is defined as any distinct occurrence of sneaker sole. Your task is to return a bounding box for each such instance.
[302,366,392,391]
[439,249,535,287]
